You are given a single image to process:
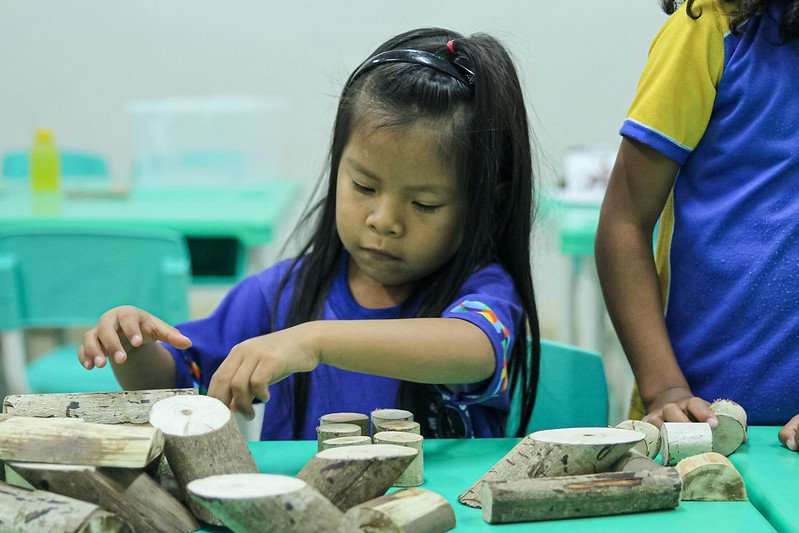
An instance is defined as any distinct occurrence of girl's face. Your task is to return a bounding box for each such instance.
[336,119,466,296]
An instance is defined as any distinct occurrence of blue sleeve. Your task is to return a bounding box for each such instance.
[439,263,523,407]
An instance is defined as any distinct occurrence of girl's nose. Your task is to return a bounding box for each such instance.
[366,201,403,237]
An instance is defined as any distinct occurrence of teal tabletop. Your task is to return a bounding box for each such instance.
[199,436,776,532]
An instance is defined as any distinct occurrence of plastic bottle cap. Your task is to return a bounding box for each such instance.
[35,128,54,143]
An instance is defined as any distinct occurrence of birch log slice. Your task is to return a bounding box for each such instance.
[660,422,712,466]
[7,462,198,533]
[343,488,455,533]
[481,469,682,524]
[321,435,372,451]
[187,474,343,533]
[0,415,163,468]
[615,420,661,459]
[320,412,370,435]
[0,480,131,532]
[1,388,197,424]
[148,395,258,525]
[371,409,414,435]
[675,452,748,500]
[710,400,748,456]
[379,420,421,434]
[297,444,418,510]
[316,423,362,451]
[459,427,643,508]
[373,431,424,487]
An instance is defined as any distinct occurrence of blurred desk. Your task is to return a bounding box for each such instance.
[0,182,300,283]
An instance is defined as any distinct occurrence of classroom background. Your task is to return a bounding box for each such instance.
[0,1,666,425]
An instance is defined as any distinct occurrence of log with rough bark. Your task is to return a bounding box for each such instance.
[321,435,372,451]
[187,473,343,532]
[675,452,748,501]
[710,399,748,456]
[343,488,455,533]
[379,420,421,434]
[297,444,418,510]
[0,480,131,532]
[660,422,712,466]
[1,388,197,424]
[615,420,661,459]
[371,409,414,435]
[316,423,362,451]
[481,468,682,524]
[459,427,644,508]
[0,415,163,468]
[148,395,258,525]
[320,412,370,435]
[611,450,666,474]
[7,462,198,533]
[373,431,424,487]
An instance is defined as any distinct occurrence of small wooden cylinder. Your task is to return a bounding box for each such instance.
[320,412,370,435]
[373,431,424,487]
[660,422,712,466]
[316,423,362,451]
[379,420,421,434]
[709,399,748,456]
[371,409,414,435]
[321,435,372,451]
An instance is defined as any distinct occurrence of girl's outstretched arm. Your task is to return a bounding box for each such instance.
[207,317,494,418]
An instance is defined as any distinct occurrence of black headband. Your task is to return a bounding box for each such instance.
[345,49,476,89]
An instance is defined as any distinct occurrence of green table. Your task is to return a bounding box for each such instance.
[0,182,299,282]
[200,436,776,532]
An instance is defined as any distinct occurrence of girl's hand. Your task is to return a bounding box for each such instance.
[78,305,192,370]
[778,414,799,451]
[207,323,321,419]
[643,386,718,428]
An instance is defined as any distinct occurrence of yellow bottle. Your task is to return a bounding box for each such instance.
[30,128,61,193]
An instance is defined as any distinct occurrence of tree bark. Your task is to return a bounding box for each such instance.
[319,412,370,435]
[316,423,361,451]
[371,409,414,435]
[343,488,455,533]
[660,422,712,466]
[675,452,747,501]
[373,431,424,487]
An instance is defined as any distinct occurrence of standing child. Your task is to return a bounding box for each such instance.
[78,28,541,439]
[596,0,799,448]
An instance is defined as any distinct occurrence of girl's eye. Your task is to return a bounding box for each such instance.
[413,202,442,213]
[352,180,374,194]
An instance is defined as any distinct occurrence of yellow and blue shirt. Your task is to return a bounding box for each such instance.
[621,0,799,424]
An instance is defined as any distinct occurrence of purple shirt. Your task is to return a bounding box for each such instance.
[166,255,522,439]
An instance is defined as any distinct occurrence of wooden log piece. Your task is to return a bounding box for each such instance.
[1,388,197,424]
[0,480,131,532]
[710,399,748,456]
[481,469,682,524]
[148,395,258,525]
[316,423,362,451]
[459,427,644,508]
[610,450,666,474]
[320,412,370,435]
[379,420,421,434]
[371,409,414,435]
[615,420,661,459]
[343,488,456,533]
[0,415,163,468]
[321,435,372,451]
[7,462,198,533]
[373,431,424,487]
[187,473,343,533]
[297,443,418,510]
[660,422,712,466]
[675,452,748,501]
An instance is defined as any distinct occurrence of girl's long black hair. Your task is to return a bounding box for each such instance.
[661,0,799,41]
[276,28,540,438]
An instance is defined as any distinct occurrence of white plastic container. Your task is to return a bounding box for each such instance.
[127,96,287,189]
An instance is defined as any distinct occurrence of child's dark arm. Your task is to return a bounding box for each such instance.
[595,138,716,426]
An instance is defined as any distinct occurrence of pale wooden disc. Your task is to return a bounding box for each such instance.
[149,395,230,436]
[531,427,644,446]
[316,444,417,460]
[187,473,305,499]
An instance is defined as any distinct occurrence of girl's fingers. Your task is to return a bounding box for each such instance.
[686,397,718,427]
[118,313,144,351]
[142,315,192,349]
[778,414,799,451]
[229,357,259,419]
[208,350,243,408]
[81,328,105,368]
[662,402,691,423]
[97,314,127,366]
[642,412,664,428]
[78,343,94,370]
[250,361,273,403]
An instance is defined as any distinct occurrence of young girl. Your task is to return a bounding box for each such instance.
[78,28,541,439]
[596,0,799,448]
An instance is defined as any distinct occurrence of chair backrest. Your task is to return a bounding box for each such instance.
[506,339,609,436]
[2,150,109,179]
[0,226,190,330]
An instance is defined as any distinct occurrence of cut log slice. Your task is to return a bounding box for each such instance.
[481,469,682,524]
[710,400,748,456]
[316,423,362,451]
[0,415,163,468]
[675,452,748,501]
[320,412,370,435]
[297,443,418,510]
[458,427,644,508]
[373,431,424,487]
[1,388,197,424]
[7,462,198,533]
[615,420,661,459]
[660,422,712,466]
[0,480,131,532]
[371,409,414,435]
[187,473,343,533]
[378,420,421,434]
[321,435,372,451]
[343,488,456,533]
[149,395,258,525]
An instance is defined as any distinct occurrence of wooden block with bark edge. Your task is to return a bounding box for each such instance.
[675,452,748,501]
[316,422,361,451]
[371,408,414,435]
[710,399,748,456]
[321,435,372,451]
[660,422,712,466]
[343,488,456,533]
[320,411,370,435]
[459,427,644,508]
[373,431,424,487]
[615,420,661,459]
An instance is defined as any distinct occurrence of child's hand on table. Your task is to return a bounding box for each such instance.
[643,386,719,428]
[78,305,192,369]
[779,415,799,451]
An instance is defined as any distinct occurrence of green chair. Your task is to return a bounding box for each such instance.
[0,226,190,394]
[506,339,609,436]
[2,150,109,179]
